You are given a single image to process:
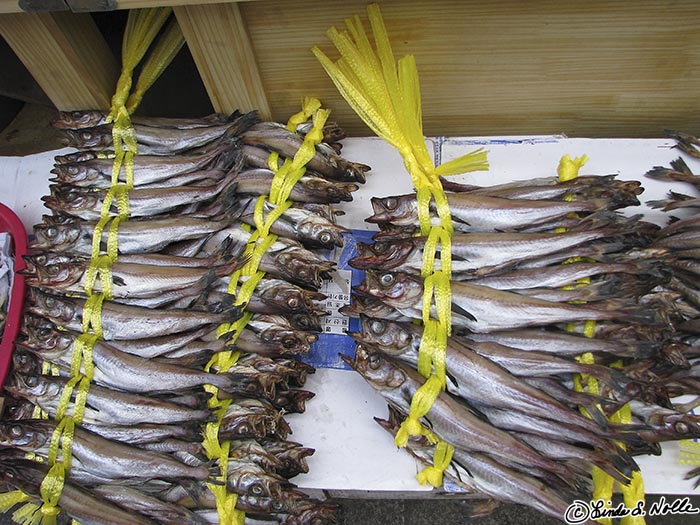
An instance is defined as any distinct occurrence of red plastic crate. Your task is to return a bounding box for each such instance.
[0,203,27,389]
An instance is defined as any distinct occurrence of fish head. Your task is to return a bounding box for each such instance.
[4,372,61,402]
[43,185,100,214]
[11,350,42,376]
[296,217,347,248]
[342,343,407,391]
[366,194,416,224]
[358,271,423,308]
[54,151,101,164]
[222,414,273,440]
[260,284,325,314]
[24,254,85,289]
[301,177,357,202]
[0,457,45,494]
[259,327,316,355]
[339,295,404,322]
[50,163,102,185]
[286,313,323,332]
[26,289,77,324]
[21,324,74,355]
[30,223,81,251]
[274,252,322,289]
[60,126,111,149]
[282,500,339,525]
[0,420,51,450]
[53,110,105,129]
[355,316,415,356]
[41,214,78,227]
[349,239,417,270]
[229,467,285,500]
[649,412,700,441]
[0,394,37,421]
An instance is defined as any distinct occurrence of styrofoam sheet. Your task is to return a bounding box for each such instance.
[1,136,699,496]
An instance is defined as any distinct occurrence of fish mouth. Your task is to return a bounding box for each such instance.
[339,352,358,371]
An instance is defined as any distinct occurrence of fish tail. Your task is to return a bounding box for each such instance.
[596,451,639,485]
[225,110,260,138]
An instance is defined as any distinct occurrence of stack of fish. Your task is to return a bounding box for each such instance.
[644,133,700,487]
[0,108,367,524]
[341,168,700,520]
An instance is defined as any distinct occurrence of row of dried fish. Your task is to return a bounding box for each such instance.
[0,109,360,525]
[342,164,700,523]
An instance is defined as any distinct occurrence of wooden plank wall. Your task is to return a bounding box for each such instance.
[0,0,698,138]
[240,0,700,138]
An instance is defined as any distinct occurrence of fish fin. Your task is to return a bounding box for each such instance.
[468,498,500,518]
[451,302,478,322]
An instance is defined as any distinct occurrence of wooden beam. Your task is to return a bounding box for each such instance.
[0,11,118,110]
[0,0,259,14]
[174,2,270,118]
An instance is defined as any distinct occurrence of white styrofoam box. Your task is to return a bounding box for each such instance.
[0,148,73,234]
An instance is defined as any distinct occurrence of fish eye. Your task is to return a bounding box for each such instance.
[250,484,264,495]
[80,132,92,140]
[380,273,395,286]
[384,197,398,210]
[45,265,60,276]
[373,242,388,254]
[238,425,249,435]
[67,166,79,175]
[368,353,382,370]
[283,337,297,349]
[319,233,332,244]
[295,317,311,329]
[10,425,23,437]
[674,421,689,434]
[272,501,284,511]
[35,255,47,265]
[297,269,308,279]
[286,297,300,309]
[25,376,38,387]
[370,320,385,334]
[45,226,57,239]
[71,111,82,119]
[44,297,56,308]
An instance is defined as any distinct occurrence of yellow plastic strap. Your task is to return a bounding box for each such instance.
[394,374,443,446]
[314,4,488,483]
[0,491,31,513]
[12,501,42,525]
[416,440,454,487]
[81,294,105,338]
[558,153,645,523]
[83,255,113,299]
[208,99,328,525]
[108,8,172,118]
[126,18,185,114]
[285,96,322,132]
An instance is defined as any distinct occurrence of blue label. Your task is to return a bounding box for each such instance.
[298,229,375,370]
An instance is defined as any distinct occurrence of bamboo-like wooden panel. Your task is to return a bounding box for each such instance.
[0,0,698,138]
[0,11,117,110]
[174,2,270,118]
[239,0,700,138]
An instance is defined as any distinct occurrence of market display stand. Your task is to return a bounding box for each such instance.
[1,134,699,497]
